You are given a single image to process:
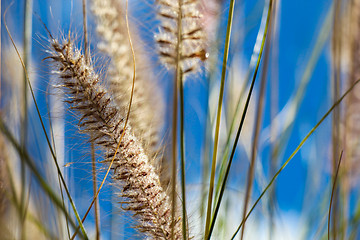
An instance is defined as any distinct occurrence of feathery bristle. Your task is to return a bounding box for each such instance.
[48,37,182,239]
[155,0,207,74]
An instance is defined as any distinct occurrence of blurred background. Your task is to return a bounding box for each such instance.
[1,0,359,239]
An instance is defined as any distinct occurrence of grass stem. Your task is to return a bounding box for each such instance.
[207,1,274,238]
[240,2,274,238]
[328,151,344,240]
[230,77,360,239]
[204,0,236,237]
[4,8,88,238]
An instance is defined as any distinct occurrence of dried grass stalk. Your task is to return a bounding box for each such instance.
[344,0,360,185]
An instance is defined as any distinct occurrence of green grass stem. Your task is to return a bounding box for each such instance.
[4,8,88,238]
[328,151,343,240]
[230,77,360,239]
[0,119,81,237]
[204,0,236,237]
[207,1,274,238]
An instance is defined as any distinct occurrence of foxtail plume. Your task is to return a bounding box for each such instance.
[47,37,182,239]
[155,0,207,74]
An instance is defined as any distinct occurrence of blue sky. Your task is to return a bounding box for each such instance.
[1,0,353,239]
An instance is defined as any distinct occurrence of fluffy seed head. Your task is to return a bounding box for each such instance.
[47,37,182,239]
[155,0,208,74]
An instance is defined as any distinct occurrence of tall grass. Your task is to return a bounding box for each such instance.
[1,0,360,239]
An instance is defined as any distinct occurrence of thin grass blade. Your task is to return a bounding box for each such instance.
[204,0,236,237]
[207,1,274,238]
[230,78,360,239]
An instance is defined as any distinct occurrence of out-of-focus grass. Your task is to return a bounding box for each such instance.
[1,0,360,239]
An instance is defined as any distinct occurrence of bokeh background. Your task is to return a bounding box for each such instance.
[1,0,359,239]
